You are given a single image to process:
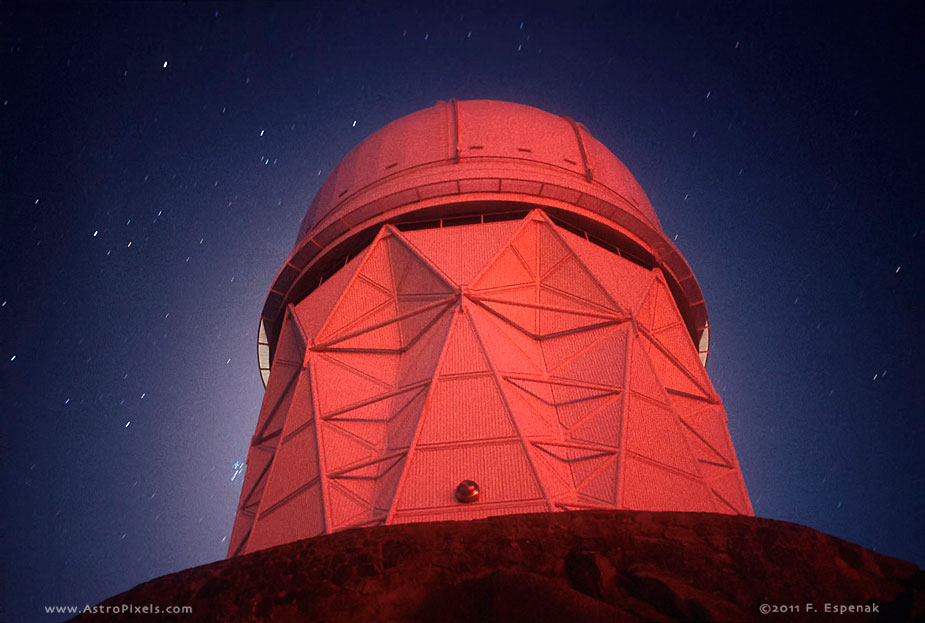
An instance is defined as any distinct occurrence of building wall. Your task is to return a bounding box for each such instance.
[229,210,751,557]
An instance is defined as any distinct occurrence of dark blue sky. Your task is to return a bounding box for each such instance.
[2,2,922,621]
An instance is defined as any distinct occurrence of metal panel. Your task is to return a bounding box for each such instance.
[233,100,754,557]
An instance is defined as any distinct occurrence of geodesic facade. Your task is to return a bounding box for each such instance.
[229,100,752,557]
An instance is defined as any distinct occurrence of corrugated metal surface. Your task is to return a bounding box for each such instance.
[621,456,717,513]
[418,375,516,445]
[263,101,714,387]
[676,404,734,464]
[401,220,521,285]
[259,421,318,511]
[392,502,550,525]
[628,337,670,404]
[553,327,628,388]
[624,395,699,475]
[232,208,753,556]
[542,324,616,372]
[321,423,376,473]
[246,484,324,554]
[699,462,751,514]
[317,278,393,342]
[577,457,620,505]
[467,303,545,374]
[328,482,371,529]
[651,324,714,395]
[472,246,535,291]
[396,443,543,510]
[313,354,392,416]
[320,351,401,388]
[438,312,490,375]
[291,253,366,344]
[542,254,618,312]
[560,227,653,314]
[643,335,710,400]
[569,397,623,448]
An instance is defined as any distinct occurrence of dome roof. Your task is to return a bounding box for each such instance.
[295,99,663,248]
[259,100,710,382]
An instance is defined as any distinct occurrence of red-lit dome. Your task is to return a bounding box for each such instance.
[258,100,709,384]
[231,100,751,558]
[295,100,663,245]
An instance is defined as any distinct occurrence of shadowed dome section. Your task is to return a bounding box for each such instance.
[259,100,711,386]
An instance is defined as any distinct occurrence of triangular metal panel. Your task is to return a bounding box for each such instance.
[621,456,717,512]
[510,216,540,278]
[317,278,393,343]
[624,394,700,476]
[320,351,401,389]
[665,391,716,420]
[416,375,517,445]
[428,311,490,375]
[529,445,576,499]
[477,296,539,336]
[283,367,315,433]
[679,422,733,467]
[330,472,377,508]
[275,311,308,366]
[643,333,712,400]
[374,458,406,511]
[328,481,372,529]
[324,417,387,450]
[292,252,366,344]
[386,388,428,451]
[360,232,396,291]
[699,461,750,515]
[245,483,323,554]
[650,323,714,394]
[400,220,523,286]
[551,385,620,429]
[256,370,299,446]
[317,302,404,352]
[677,405,736,466]
[556,226,653,314]
[637,278,679,333]
[568,397,623,447]
[395,299,455,349]
[393,307,454,385]
[541,254,619,313]
[313,354,392,416]
[467,302,545,374]
[230,445,274,556]
[553,325,630,389]
[388,234,455,297]
[568,447,616,486]
[538,307,616,337]
[627,335,670,404]
[577,457,619,505]
[320,422,377,473]
[541,324,619,372]
[501,381,560,440]
[537,218,571,278]
[395,252,456,297]
[258,423,319,511]
[471,246,535,291]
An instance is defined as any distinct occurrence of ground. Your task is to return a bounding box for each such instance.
[72,510,923,622]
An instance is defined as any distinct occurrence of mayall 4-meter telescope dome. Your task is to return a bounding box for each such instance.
[229,99,752,557]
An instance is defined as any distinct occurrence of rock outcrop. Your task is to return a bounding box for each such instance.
[73,510,923,622]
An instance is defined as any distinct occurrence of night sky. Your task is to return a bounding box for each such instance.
[2,2,922,621]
